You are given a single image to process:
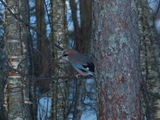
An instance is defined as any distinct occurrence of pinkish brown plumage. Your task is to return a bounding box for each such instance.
[60,49,94,77]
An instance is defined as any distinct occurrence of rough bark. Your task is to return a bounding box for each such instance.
[4,0,31,119]
[138,0,160,119]
[93,0,142,119]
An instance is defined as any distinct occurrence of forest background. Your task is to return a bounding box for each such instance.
[0,0,160,120]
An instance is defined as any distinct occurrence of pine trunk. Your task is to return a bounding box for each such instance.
[93,0,142,119]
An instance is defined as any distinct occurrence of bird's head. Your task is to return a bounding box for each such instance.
[59,49,77,61]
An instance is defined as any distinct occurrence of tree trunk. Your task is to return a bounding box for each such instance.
[70,0,82,51]
[93,0,142,119]
[50,0,68,119]
[36,0,51,93]
[138,0,160,119]
[80,0,92,53]
[4,0,31,119]
[0,38,5,120]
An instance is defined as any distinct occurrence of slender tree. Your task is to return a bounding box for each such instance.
[93,0,142,119]
[80,0,92,53]
[0,2,5,119]
[36,0,51,92]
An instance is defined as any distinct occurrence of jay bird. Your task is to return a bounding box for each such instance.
[60,49,94,77]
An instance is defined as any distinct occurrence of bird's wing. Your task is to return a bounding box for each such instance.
[82,62,94,73]
[69,53,90,65]
[71,63,89,72]
[69,53,94,73]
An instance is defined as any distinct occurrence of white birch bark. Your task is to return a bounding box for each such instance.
[3,0,31,119]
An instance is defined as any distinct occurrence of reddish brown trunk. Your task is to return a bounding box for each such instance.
[93,0,142,119]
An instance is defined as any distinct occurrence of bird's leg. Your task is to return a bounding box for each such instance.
[75,74,81,78]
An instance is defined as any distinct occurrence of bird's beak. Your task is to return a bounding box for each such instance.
[58,56,63,59]
[58,56,65,62]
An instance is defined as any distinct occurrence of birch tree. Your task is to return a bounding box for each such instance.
[3,0,31,119]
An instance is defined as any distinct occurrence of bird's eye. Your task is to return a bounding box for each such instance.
[63,54,68,56]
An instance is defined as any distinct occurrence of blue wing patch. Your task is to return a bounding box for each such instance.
[72,63,84,69]
[71,63,94,76]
